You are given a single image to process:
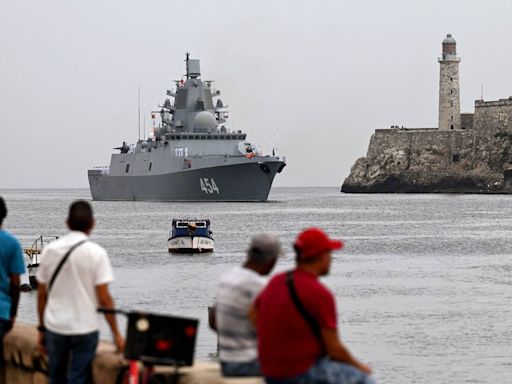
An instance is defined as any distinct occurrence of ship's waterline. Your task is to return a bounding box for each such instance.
[89,160,285,201]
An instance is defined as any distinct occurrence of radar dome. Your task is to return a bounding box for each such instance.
[193,111,217,131]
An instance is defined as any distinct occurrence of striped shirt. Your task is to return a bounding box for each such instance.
[216,266,267,362]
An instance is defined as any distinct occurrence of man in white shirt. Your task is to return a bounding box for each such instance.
[37,200,124,384]
[214,233,282,377]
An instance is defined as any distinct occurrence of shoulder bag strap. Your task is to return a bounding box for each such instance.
[286,271,322,340]
[48,240,87,292]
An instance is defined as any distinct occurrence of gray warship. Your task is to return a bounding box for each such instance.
[88,54,286,201]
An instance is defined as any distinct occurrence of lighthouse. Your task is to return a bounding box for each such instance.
[438,34,461,130]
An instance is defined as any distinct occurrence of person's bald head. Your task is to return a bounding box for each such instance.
[247,233,282,263]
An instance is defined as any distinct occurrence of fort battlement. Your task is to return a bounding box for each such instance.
[374,128,437,133]
[475,97,512,108]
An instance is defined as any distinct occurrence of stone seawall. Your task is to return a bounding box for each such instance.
[342,99,512,193]
[3,323,263,384]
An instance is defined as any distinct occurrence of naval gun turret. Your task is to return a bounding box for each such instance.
[113,141,130,153]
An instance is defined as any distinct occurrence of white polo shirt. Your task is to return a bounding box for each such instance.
[36,231,114,335]
[216,266,267,362]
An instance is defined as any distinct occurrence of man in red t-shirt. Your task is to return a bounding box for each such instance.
[252,228,375,384]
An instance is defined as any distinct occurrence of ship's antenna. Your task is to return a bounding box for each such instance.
[481,83,484,101]
[138,86,141,142]
[276,125,280,155]
[185,51,190,79]
[143,110,146,140]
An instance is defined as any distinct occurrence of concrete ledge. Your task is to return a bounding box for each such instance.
[3,324,263,384]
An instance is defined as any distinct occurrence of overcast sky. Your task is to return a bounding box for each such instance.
[1,0,512,188]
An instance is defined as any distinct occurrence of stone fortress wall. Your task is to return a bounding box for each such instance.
[342,35,512,193]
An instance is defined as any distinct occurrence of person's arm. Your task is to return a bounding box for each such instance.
[9,240,26,330]
[248,304,258,327]
[8,274,20,330]
[96,284,125,352]
[37,283,47,328]
[321,328,372,374]
[37,282,47,351]
[208,305,217,332]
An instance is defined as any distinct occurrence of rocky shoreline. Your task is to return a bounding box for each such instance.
[341,98,512,194]
[342,168,505,194]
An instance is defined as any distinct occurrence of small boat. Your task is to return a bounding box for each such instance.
[168,219,214,253]
[22,235,60,291]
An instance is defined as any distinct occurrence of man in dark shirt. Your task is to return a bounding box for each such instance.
[253,227,375,384]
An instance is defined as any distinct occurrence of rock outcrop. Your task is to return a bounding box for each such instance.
[342,98,512,193]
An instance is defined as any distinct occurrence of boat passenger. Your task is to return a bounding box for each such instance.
[252,228,375,384]
[212,233,282,377]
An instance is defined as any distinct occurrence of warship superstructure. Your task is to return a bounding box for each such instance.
[88,54,286,201]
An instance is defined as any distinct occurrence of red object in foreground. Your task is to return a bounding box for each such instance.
[184,326,196,338]
[155,339,173,351]
[129,360,139,384]
[255,269,337,378]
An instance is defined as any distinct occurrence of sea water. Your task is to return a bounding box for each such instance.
[1,188,510,383]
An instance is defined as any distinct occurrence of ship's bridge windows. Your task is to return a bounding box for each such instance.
[149,162,152,172]
[125,164,130,173]
[200,135,206,140]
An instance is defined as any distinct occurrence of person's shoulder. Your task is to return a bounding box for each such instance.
[84,240,106,252]
[0,231,24,257]
[0,230,20,246]
[43,236,63,252]
[255,272,286,306]
[297,271,333,297]
[262,271,286,290]
[269,270,287,282]
[219,265,241,281]
[84,241,108,258]
[317,280,335,297]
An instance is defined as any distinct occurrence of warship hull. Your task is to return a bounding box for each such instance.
[88,54,286,201]
[88,160,284,202]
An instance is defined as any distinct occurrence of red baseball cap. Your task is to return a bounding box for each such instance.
[293,227,344,259]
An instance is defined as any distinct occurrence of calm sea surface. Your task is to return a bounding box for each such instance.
[0,187,511,383]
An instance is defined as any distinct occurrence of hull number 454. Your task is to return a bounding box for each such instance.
[200,178,220,194]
